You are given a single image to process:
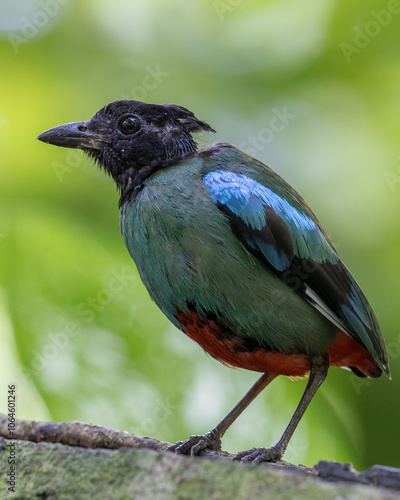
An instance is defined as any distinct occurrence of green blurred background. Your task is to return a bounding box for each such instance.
[1,0,399,470]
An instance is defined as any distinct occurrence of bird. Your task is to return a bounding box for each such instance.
[38,100,391,463]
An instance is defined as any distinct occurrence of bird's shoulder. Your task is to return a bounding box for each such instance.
[199,144,324,220]
[197,143,336,250]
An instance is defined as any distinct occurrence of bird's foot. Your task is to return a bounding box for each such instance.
[167,430,222,456]
[232,445,283,464]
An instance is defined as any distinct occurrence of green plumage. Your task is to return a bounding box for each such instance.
[120,145,338,356]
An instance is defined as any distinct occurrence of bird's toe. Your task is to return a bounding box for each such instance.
[166,440,186,454]
[232,447,257,462]
[167,431,222,456]
[232,446,283,463]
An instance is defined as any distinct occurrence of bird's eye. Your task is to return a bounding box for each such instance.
[119,116,141,135]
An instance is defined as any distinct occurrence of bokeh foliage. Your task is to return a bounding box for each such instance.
[0,0,399,469]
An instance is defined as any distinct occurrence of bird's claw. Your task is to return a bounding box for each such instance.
[167,431,222,456]
[232,445,283,464]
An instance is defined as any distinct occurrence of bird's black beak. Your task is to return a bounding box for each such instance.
[37,121,105,150]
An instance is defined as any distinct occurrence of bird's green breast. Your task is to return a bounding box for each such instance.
[120,152,337,356]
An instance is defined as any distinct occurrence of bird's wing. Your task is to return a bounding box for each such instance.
[203,166,388,372]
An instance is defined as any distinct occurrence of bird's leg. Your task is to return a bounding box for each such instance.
[167,371,277,456]
[233,355,329,463]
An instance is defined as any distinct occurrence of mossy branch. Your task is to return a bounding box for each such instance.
[1,413,400,499]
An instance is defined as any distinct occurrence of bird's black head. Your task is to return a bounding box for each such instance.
[38,100,215,196]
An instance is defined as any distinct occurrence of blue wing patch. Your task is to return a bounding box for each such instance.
[203,170,338,271]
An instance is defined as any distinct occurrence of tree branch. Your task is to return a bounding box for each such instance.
[0,413,169,451]
[1,413,400,493]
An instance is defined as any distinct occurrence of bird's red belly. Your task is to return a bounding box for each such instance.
[176,310,378,378]
[176,310,310,377]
